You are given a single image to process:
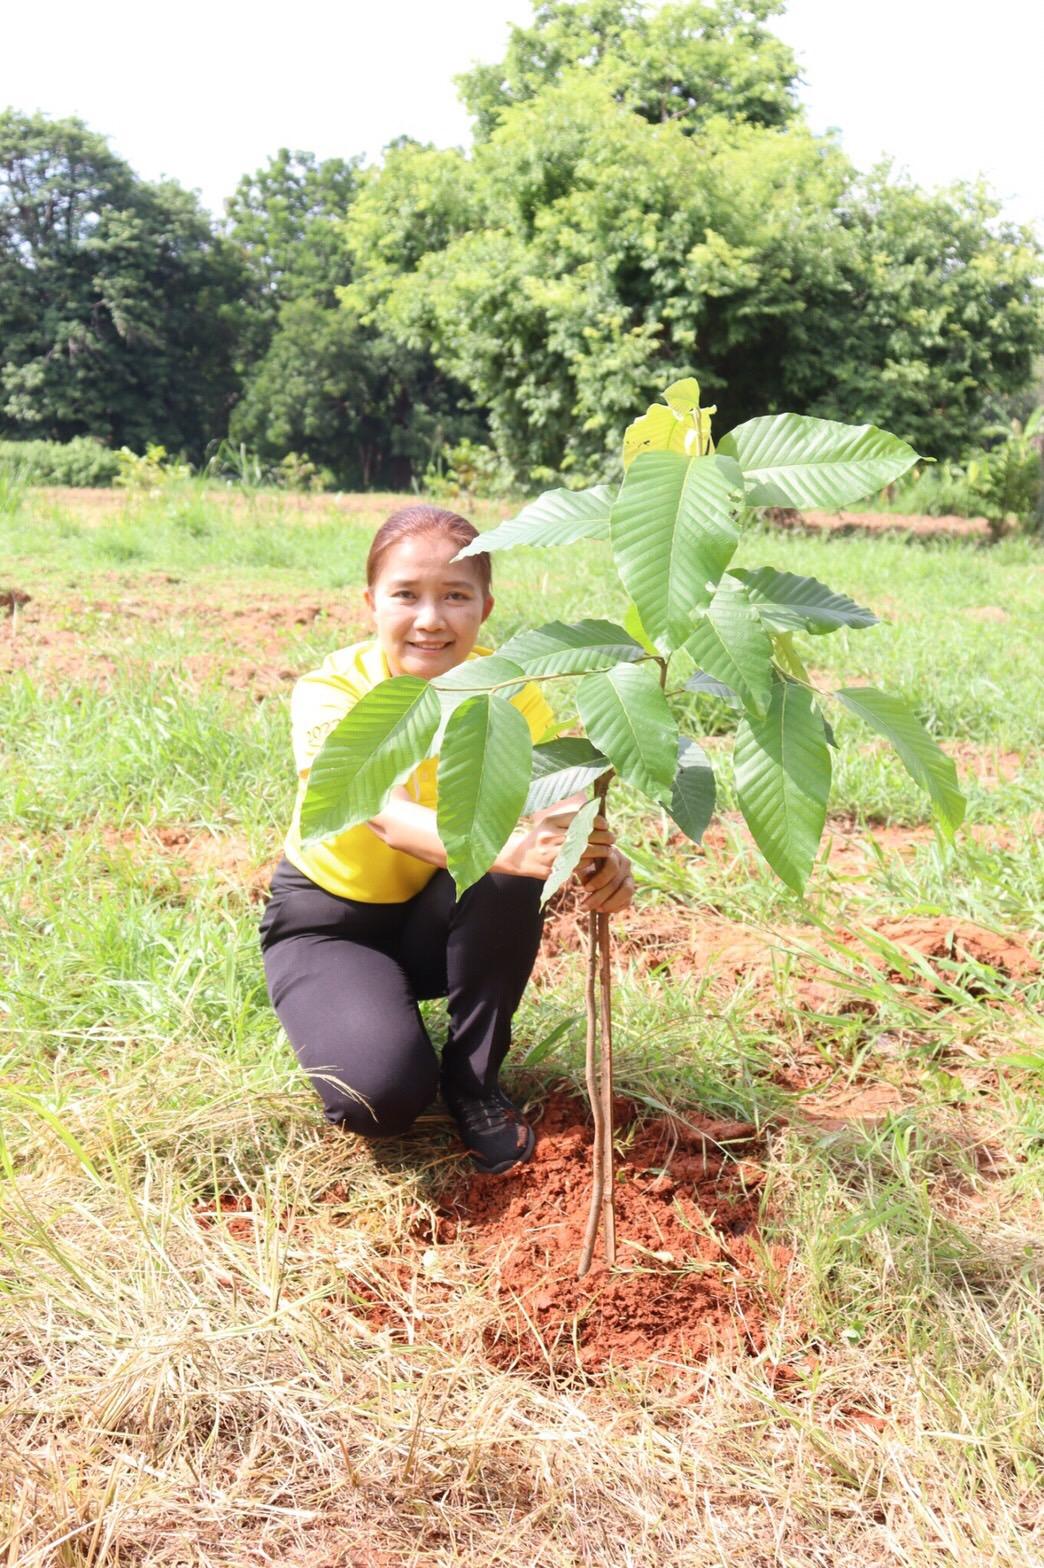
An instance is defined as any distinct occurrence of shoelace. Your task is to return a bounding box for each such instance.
[454,1091,520,1137]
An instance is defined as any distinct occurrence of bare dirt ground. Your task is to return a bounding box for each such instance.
[0,577,368,693]
[767,506,992,540]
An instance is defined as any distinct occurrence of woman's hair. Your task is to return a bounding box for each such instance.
[366,504,492,596]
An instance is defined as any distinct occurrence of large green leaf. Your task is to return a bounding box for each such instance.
[836,687,965,838]
[497,619,646,679]
[301,677,441,843]
[524,738,610,815]
[718,414,919,509]
[436,694,533,895]
[734,680,832,892]
[685,580,774,718]
[684,670,740,705]
[729,567,878,635]
[669,737,716,844]
[540,797,602,908]
[577,661,677,808]
[454,484,614,558]
[610,451,744,652]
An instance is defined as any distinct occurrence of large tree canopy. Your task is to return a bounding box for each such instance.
[346,46,1043,483]
[457,0,801,140]
[0,110,247,457]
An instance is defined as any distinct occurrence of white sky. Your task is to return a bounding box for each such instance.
[2,0,1040,232]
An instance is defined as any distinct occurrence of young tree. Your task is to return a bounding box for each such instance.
[298,380,963,1272]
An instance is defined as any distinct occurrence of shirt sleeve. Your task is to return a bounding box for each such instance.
[290,658,362,777]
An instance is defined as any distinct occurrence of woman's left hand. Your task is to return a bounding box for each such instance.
[577,842,635,914]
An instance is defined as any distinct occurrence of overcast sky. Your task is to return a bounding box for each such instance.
[3,0,1040,232]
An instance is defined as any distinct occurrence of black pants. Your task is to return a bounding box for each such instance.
[259,858,545,1137]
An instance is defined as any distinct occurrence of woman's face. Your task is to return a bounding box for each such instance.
[364,532,494,680]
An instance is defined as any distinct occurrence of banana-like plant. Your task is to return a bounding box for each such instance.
[301,380,964,1276]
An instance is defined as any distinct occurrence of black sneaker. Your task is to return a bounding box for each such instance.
[440,1077,536,1174]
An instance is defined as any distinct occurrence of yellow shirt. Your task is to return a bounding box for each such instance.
[284,638,554,902]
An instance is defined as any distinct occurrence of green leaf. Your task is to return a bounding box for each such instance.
[436,694,533,895]
[577,661,677,808]
[734,680,832,891]
[540,797,601,908]
[684,671,739,705]
[431,654,527,739]
[301,676,441,843]
[623,600,658,655]
[611,451,744,651]
[718,414,919,509]
[730,567,878,635]
[685,580,774,718]
[454,484,614,557]
[836,687,965,838]
[496,618,646,678]
[524,737,610,814]
[669,737,716,844]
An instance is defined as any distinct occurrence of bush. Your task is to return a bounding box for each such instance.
[114,444,192,491]
[965,410,1043,537]
[0,436,121,487]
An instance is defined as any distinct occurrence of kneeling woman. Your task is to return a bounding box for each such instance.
[261,505,635,1174]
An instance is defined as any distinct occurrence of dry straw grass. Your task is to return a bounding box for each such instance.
[3,1078,1043,1566]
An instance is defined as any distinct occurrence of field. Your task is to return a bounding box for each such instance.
[2,482,1043,1566]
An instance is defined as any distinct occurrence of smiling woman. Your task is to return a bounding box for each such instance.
[259,503,634,1174]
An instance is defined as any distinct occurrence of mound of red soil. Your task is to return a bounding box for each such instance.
[437,1090,787,1372]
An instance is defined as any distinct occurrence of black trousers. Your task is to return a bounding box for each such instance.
[259,858,546,1137]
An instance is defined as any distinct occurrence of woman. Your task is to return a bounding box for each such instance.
[261,504,635,1174]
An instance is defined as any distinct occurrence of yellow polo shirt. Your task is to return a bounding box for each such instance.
[283,639,554,903]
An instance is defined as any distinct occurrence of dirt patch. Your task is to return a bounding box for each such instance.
[537,892,1038,1012]
[436,1089,783,1372]
[872,918,1038,983]
[944,743,1026,787]
[963,605,1010,623]
[766,507,991,540]
[0,583,367,692]
[98,824,278,903]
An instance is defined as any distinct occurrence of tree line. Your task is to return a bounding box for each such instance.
[2,0,1041,492]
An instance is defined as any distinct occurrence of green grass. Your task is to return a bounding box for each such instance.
[1,484,1043,1565]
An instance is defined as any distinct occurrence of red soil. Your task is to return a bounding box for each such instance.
[537,888,1038,1011]
[768,507,991,540]
[436,1089,785,1373]
[0,580,366,693]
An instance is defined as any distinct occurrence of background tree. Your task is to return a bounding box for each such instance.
[348,17,1044,487]
[0,110,247,457]
[457,0,801,140]
[227,147,478,488]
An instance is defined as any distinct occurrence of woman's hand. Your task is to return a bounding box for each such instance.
[576,822,635,914]
[496,818,572,880]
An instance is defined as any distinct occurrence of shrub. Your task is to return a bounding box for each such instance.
[966,409,1043,537]
[114,444,192,491]
[0,436,121,487]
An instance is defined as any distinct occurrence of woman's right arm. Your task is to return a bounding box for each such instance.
[367,791,613,881]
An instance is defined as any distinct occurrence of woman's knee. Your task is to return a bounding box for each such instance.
[318,1052,440,1138]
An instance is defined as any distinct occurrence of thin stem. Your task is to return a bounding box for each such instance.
[577,908,604,1280]
[597,907,616,1265]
